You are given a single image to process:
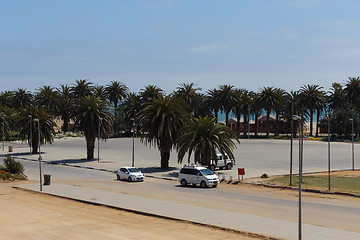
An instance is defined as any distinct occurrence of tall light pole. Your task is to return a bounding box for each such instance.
[33,119,42,191]
[326,116,331,191]
[350,118,355,170]
[2,117,4,151]
[293,115,302,240]
[131,117,135,167]
[98,118,103,163]
[29,115,32,155]
[290,102,294,186]
[248,106,251,139]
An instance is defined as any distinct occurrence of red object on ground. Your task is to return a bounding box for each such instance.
[238,168,245,181]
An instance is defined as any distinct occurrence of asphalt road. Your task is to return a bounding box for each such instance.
[17,158,360,234]
[10,137,358,179]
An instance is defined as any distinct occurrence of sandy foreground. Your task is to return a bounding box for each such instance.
[0,182,268,240]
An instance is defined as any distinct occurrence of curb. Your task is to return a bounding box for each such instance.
[247,181,360,198]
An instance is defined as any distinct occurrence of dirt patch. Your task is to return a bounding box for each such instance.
[0,182,274,240]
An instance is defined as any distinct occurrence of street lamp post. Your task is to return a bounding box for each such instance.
[131,117,135,167]
[248,106,251,139]
[293,115,302,240]
[33,119,42,191]
[98,118,103,163]
[2,117,4,151]
[29,115,32,155]
[327,117,331,191]
[351,118,355,170]
[290,102,294,186]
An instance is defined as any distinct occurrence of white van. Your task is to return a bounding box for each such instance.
[178,165,219,188]
[209,153,235,171]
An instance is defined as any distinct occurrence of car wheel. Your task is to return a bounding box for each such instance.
[210,165,216,172]
[226,163,232,170]
[117,174,121,180]
[128,176,132,182]
[181,179,187,186]
[200,181,207,188]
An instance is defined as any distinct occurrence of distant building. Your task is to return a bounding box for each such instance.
[227,115,291,135]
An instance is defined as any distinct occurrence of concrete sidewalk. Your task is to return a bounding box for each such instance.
[15,183,360,240]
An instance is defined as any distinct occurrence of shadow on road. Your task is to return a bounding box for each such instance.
[48,159,97,164]
[139,166,179,178]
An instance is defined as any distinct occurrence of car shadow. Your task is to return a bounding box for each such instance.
[174,184,215,189]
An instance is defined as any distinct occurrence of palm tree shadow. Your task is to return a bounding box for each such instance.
[48,158,97,164]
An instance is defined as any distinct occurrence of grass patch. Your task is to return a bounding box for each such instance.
[270,175,360,194]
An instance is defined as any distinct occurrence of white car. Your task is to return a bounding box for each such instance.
[178,165,219,188]
[117,167,145,182]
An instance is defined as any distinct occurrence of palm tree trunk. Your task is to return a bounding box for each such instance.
[160,144,171,169]
[275,112,279,136]
[266,110,270,137]
[114,102,118,135]
[316,109,320,137]
[243,110,248,137]
[236,114,241,137]
[225,110,229,127]
[255,111,259,136]
[86,136,96,160]
[310,110,314,136]
[201,150,212,167]
[32,138,39,154]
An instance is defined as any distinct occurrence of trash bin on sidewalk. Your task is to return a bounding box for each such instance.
[8,146,13,152]
[44,174,51,185]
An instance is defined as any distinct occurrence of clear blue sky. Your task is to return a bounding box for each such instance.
[1,0,360,94]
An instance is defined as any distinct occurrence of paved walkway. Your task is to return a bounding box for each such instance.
[15,183,360,240]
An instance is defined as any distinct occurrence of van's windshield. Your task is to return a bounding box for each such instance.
[200,169,215,176]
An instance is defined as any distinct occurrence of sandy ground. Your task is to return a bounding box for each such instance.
[0,182,271,240]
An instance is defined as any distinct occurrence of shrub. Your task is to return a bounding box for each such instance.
[260,173,269,178]
[3,155,24,174]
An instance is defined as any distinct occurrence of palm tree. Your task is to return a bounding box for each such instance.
[205,88,221,122]
[0,91,13,108]
[12,88,33,109]
[93,85,106,100]
[75,95,113,159]
[174,83,202,116]
[273,88,286,136]
[218,85,236,127]
[240,90,253,137]
[104,81,128,135]
[18,105,56,154]
[251,92,262,136]
[120,92,142,133]
[71,79,94,99]
[34,86,59,114]
[137,94,190,169]
[139,85,164,104]
[177,116,239,167]
[299,84,325,136]
[328,83,346,112]
[344,77,360,110]
[284,91,301,136]
[0,107,14,140]
[56,85,74,133]
[259,87,278,136]
[232,88,244,137]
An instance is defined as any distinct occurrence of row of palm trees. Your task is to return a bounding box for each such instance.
[1,78,359,168]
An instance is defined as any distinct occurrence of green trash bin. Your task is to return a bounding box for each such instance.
[44,174,51,185]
